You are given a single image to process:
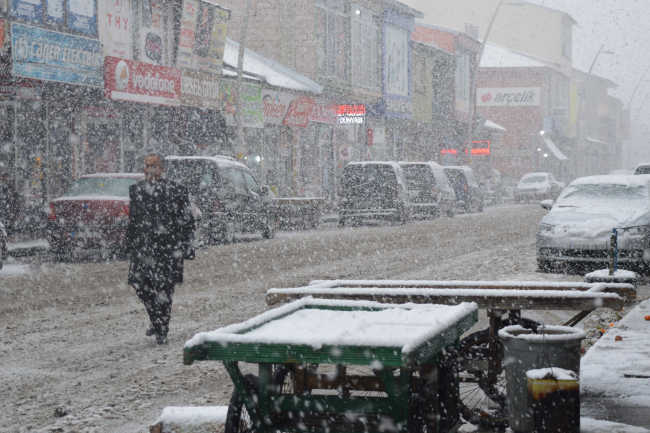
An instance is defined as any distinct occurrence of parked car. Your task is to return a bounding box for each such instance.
[47,173,146,259]
[634,162,650,175]
[0,221,6,270]
[165,156,276,244]
[514,172,564,203]
[398,162,456,218]
[442,166,483,213]
[338,162,411,225]
[536,175,650,273]
[609,169,634,176]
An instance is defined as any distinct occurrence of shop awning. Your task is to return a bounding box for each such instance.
[484,119,506,132]
[224,38,323,94]
[543,136,569,161]
[586,136,607,145]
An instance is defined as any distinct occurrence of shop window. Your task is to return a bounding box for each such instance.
[352,5,381,91]
[316,0,349,83]
[244,171,261,195]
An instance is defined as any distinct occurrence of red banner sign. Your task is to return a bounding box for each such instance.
[283,96,314,127]
[310,99,337,124]
[104,56,181,107]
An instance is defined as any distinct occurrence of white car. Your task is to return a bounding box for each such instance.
[514,172,563,203]
[609,169,633,176]
[634,162,650,175]
[537,175,650,273]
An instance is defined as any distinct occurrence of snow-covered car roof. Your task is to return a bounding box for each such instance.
[635,162,650,169]
[79,173,144,179]
[347,161,401,169]
[165,155,249,170]
[442,165,472,173]
[520,172,550,179]
[568,175,650,187]
[398,161,443,168]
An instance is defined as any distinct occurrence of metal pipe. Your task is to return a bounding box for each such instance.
[236,0,253,161]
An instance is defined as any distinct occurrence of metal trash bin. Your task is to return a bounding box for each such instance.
[498,325,586,433]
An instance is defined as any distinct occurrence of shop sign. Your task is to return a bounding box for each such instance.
[177,0,229,73]
[261,90,293,125]
[0,19,6,48]
[440,141,490,156]
[104,56,181,106]
[477,87,541,107]
[12,23,103,87]
[337,104,365,125]
[11,0,42,23]
[283,96,314,127]
[220,80,263,128]
[553,106,569,118]
[140,1,163,65]
[101,0,132,59]
[310,98,337,124]
[68,0,97,35]
[0,76,13,100]
[181,69,219,109]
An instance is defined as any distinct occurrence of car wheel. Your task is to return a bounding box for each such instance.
[478,199,484,213]
[215,221,235,245]
[262,217,277,240]
[51,244,71,262]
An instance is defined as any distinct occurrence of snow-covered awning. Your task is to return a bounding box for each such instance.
[224,38,323,94]
[484,119,506,132]
[542,136,569,161]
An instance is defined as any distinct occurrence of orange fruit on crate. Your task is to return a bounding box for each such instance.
[645,315,650,321]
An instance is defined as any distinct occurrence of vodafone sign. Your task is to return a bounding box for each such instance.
[477,87,541,107]
[105,56,181,106]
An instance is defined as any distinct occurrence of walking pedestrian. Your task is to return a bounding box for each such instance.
[125,153,195,345]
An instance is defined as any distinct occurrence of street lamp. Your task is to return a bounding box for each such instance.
[465,0,524,164]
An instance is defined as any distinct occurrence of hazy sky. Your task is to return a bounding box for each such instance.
[521,0,649,165]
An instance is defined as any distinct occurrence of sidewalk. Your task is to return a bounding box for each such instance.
[580,298,650,429]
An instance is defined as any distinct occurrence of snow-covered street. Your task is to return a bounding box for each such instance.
[0,204,631,432]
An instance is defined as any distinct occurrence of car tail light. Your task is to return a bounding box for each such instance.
[463,182,468,193]
[117,202,130,218]
[48,202,56,221]
[214,200,225,213]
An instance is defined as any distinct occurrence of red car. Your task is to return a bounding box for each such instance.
[47,173,201,259]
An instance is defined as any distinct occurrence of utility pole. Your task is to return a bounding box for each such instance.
[236,0,253,160]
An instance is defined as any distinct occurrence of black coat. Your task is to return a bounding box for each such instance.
[125,178,195,286]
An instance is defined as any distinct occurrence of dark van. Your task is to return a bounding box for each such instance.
[443,166,484,213]
[338,162,411,226]
[399,162,456,218]
[165,156,277,244]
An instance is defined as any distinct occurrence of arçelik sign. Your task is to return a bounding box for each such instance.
[477,87,541,107]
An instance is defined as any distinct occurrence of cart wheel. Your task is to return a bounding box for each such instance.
[457,316,540,430]
[225,374,259,433]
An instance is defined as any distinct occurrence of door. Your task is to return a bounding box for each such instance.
[243,170,264,230]
[219,166,250,232]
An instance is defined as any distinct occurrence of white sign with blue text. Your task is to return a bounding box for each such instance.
[12,23,103,87]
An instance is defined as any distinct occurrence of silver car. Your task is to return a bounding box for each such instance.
[537,175,650,272]
[514,172,563,203]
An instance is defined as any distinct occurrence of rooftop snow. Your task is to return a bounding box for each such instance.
[224,38,323,94]
[184,298,477,354]
[480,42,551,68]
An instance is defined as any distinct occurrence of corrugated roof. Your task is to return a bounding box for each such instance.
[224,38,323,94]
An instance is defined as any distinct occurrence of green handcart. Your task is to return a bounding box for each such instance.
[183,298,478,433]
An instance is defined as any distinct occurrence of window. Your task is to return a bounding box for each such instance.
[316,0,349,82]
[243,171,261,195]
[230,168,249,194]
[413,55,425,94]
[352,5,381,90]
[455,50,471,112]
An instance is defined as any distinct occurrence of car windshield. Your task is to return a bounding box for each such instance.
[557,183,649,205]
[521,175,547,184]
[444,169,466,185]
[343,165,396,190]
[636,166,650,175]
[166,160,216,192]
[402,165,435,190]
[63,177,137,197]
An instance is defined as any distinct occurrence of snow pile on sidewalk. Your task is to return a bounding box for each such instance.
[154,406,228,433]
[581,300,650,406]
[580,418,649,433]
[582,308,627,350]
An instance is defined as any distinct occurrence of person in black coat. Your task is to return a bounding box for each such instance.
[125,153,195,344]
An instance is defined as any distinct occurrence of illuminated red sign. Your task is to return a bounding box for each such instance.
[441,141,490,156]
[338,104,366,124]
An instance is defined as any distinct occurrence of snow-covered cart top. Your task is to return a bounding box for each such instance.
[183,298,478,367]
[265,279,630,311]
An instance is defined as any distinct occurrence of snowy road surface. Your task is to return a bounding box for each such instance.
[1,204,588,432]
